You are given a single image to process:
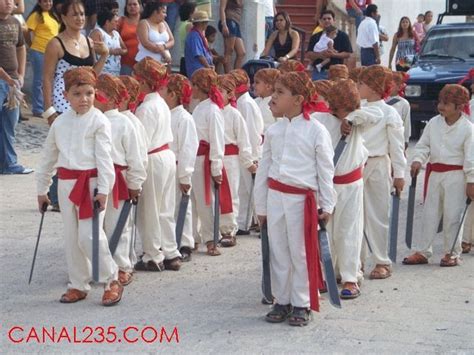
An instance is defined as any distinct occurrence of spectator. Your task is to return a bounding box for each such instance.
[219,0,245,72]
[90,8,127,75]
[162,0,179,34]
[84,0,117,32]
[306,9,353,80]
[117,0,142,75]
[0,0,32,174]
[135,1,174,64]
[356,4,380,66]
[205,25,224,73]
[423,10,434,33]
[346,0,371,30]
[25,0,60,117]
[413,13,425,42]
[184,10,212,78]
[311,25,338,72]
[260,11,300,63]
[262,0,275,40]
[388,16,419,71]
[177,1,195,74]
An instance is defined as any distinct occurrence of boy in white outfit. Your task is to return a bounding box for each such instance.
[403,84,474,266]
[229,69,264,234]
[316,79,383,299]
[95,74,147,286]
[387,71,411,149]
[159,74,199,261]
[253,68,280,131]
[36,67,123,306]
[133,57,182,271]
[255,71,336,326]
[190,68,228,256]
[358,65,406,280]
[217,74,256,247]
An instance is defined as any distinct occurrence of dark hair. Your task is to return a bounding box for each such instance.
[179,1,196,21]
[273,11,291,31]
[97,8,116,27]
[141,1,165,20]
[27,0,60,25]
[124,0,142,17]
[424,10,433,17]
[59,0,85,32]
[320,9,335,20]
[396,16,414,39]
[106,1,119,10]
[325,25,337,34]
[417,13,424,18]
[365,4,378,18]
[205,24,217,38]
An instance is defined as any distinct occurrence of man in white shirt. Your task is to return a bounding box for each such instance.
[356,4,380,66]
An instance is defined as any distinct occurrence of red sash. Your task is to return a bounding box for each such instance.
[113,164,129,209]
[224,144,239,156]
[57,167,98,219]
[148,143,170,155]
[197,140,233,214]
[333,166,363,185]
[267,178,324,312]
[423,163,463,201]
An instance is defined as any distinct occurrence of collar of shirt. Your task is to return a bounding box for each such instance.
[143,92,160,103]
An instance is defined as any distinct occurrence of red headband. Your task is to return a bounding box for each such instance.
[209,85,225,109]
[235,83,249,95]
[458,68,474,85]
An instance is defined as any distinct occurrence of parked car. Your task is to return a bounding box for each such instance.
[405,22,474,138]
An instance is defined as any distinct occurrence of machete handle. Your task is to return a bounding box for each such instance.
[467,198,472,205]
[93,188,100,210]
[41,202,48,213]
[317,208,327,230]
[411,175,417,187]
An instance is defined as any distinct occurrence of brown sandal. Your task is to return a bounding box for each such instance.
[206,242,221,256]
[440,254,459,267]
[60,288,87,303]
[462,242,472,254]
[369,264,392,279]
[102,281,123,306]
[340,282,361,299]
[402,252,428,265]
[118,271,133,286]
[220,235,237,248]
[164,257,182,271]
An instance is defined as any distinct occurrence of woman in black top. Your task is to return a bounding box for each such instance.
[260,11,300,63]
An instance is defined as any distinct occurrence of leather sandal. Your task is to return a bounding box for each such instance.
[164,257,182,271]
[118,271,133,286]
[369,264,392,280]
[402,252,428,265]
[340,282,361,299]
[265,304,292,323]
[180,247,193,262]
[59,288,87,303]
[440,254,459,267]
[288,307,311,326]
[206,242,221,256]
[102,281,123,306]
[134,259,165,272]
[462,242,472,254]
[220,235,237,248]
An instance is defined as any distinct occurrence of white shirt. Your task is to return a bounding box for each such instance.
[254,114,337,215]
[313,33,333,53]
[122,109,149,169]
[236,92,264,160]
[104,109,147,190]
[413,114,474,183]
[357,16,379,48]
[261,0,274,17]
[388,96,411,144]
[360,100,407,178]
[315,107,382,175]
[192,98,225,176]
[256,96,278,132]
[170,105,199,185]
[135,92,174,151]
[222,104,254,168]
[36,107,115,195]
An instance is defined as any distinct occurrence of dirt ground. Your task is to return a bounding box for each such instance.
[1,115,473,354]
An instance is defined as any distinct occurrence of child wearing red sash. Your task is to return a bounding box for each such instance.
[253,68,280,132]
[254,71,336,326]
[190,68,226,256]
[159,74,199,261]
[95,74,147,285]
[217,74,256,247]
[36,67,123,306]
[312,80,333,113]
[403,84,474,266]
[132,57,182,271]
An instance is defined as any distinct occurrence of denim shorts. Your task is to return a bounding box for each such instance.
[218,19,242,38]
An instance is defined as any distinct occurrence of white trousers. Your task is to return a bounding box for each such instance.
[104,197,133,273]
[267,189,311,308]
[462,204,474,244]
[363,156,392,266]
[237,166,254,230]
[58,178,118,292]
[328,179,364,284]
[137,150,180,263]
[175,177,194,249]
[220,155,240,236]
[415,170,465,258]
[191,156,217,244]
